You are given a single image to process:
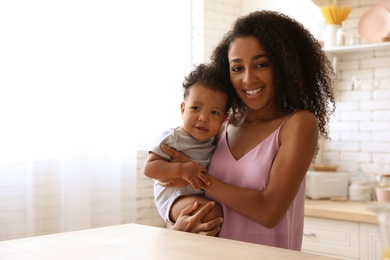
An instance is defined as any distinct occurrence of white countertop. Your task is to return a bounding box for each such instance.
[0,223,340,259]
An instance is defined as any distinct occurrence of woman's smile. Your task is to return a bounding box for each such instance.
[243,87,265,97]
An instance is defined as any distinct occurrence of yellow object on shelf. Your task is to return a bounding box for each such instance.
[320,5,352,25]
[383,247,390,260]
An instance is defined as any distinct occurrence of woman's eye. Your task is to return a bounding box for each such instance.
[231,66,242,72]
[257,62,268,68]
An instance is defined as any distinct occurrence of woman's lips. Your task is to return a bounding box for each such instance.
[243,87,264,96]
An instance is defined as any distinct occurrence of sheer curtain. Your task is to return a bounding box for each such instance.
[0,0,190,240]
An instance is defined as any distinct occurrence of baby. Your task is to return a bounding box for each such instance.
[143,63,232,230]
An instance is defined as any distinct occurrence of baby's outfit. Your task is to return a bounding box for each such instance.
[149,127,214,223]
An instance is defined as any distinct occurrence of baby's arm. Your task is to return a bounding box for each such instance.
[144,152,210,190]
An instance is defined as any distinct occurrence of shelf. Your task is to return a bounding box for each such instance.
[323,41,390,54]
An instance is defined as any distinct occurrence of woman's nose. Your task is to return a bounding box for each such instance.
[243,69,256,84]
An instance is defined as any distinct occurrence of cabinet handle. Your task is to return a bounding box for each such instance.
[303,232,317,237]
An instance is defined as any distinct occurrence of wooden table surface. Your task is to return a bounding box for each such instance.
[0,223,341,259]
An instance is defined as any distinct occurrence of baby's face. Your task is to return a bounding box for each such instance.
[180,83,227,141]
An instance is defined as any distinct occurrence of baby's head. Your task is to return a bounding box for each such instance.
[180,63,232,141]
[182,63,233,112]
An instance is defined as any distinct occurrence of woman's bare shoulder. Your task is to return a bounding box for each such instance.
[278,110,319,160]
[281,110,318,137]
[288,110,317,125]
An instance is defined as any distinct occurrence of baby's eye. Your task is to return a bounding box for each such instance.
[211,111,220,115]
[191,106,200,111]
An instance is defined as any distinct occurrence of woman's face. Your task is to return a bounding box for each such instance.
[228,36,275,111]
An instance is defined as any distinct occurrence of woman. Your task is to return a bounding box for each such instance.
[162,10,335,250]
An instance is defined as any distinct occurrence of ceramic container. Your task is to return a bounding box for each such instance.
[376,187,390,202]
[324,24,341,48]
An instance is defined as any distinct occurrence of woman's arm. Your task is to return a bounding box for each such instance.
[144,152,209,190]
[162,111,318,228]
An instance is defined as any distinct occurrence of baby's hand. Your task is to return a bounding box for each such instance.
[181,162,210,190]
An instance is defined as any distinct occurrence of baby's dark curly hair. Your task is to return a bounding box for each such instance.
[182,63,234,113]
[211,10,336,139]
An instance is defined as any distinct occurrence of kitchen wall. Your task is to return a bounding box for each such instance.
[320,2,390,178]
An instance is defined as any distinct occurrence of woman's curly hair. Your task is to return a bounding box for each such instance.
[211,10,336,140]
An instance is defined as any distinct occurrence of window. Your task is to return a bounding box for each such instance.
[0,0,192,240]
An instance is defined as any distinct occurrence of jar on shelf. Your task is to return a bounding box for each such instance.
[337,26,345,46]
[342,20,355,46]
[349,179,371,202]
[349,168,372,201]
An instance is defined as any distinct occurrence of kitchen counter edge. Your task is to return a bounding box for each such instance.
[304,199,378,224]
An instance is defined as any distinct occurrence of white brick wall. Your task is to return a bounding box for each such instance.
[326,68,389,167]
[202,0,241,62]
[323,44,390,175]
[318,2,390,177]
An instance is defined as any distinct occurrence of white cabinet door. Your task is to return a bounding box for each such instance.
[302,217,359,259]
[360,223,382,260]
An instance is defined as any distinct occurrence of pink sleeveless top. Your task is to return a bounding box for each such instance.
[207,114,306,251]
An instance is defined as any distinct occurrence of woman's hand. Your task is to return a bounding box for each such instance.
[171,201,223,236]
[161,143,191,163]
[158,144,208,188]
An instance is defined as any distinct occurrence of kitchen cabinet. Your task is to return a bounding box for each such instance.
[302,217,382,260]
[360,223,383,260]
[302,217,359,259]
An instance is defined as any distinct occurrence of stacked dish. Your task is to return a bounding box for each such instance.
[358,0,390,42]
